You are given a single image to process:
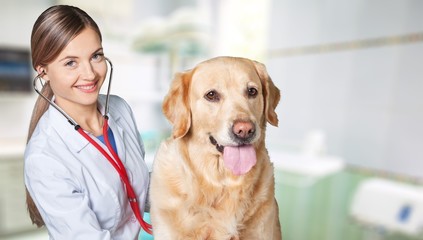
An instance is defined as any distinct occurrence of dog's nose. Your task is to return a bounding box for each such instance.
[233,120,255,140]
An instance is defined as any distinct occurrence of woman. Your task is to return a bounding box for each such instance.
[24,5,151,239]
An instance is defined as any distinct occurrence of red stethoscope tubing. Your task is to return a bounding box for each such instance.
[76,116,153,235]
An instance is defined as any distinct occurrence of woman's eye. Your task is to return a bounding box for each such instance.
[92,53,104,61]
[65,60,76,67]
[204,90,220,102]
[247,87,258,98]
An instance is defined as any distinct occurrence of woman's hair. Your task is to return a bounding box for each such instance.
[26,5,102,227]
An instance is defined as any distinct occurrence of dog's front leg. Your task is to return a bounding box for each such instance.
[240,198,282,240]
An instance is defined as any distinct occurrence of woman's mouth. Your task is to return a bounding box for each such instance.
[76,82,98,93]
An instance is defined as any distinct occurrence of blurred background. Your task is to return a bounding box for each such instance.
[1,0,423,239]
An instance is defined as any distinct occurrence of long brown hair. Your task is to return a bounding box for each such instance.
[26,5,102,227]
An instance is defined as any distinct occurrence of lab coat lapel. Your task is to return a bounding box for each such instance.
[97,96,127,163]
[46,104,91,153]
[107,113,127,163]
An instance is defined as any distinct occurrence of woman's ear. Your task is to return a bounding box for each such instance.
[36,66,49,80]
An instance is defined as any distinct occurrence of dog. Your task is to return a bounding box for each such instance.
[149,56,282,240]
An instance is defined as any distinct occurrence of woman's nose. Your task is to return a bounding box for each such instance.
[80,62,96,80]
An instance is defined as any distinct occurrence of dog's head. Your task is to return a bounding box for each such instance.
[163,56,280,175]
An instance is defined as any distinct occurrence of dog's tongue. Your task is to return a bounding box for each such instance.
[223,145,257,175]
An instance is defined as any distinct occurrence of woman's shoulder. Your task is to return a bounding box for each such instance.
[24,120,68,171]
[99,94,130,108]
[99,94,134,119]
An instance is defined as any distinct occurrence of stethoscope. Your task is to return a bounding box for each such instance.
[33,58,153,235]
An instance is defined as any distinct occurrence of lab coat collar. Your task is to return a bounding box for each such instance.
[46,95,124,156]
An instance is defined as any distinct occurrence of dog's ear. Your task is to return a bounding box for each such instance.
[162,71,192,138]
[253,60,281,127]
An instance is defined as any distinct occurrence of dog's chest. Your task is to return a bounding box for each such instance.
[189,186,251,226]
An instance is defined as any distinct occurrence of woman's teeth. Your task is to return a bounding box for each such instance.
[77,84,95,90]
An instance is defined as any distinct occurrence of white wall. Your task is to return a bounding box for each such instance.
[0,1,53,47]
[0,0,52,140]
[266,0,423,179]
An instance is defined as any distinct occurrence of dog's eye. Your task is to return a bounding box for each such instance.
[205,90,220,102]
[247,87,258,98]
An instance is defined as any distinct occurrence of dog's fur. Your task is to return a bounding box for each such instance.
[150,56,282,240]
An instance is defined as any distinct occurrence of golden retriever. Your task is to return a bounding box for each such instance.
[150,56,282,240]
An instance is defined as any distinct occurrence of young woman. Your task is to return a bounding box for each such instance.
[24,5,151,239]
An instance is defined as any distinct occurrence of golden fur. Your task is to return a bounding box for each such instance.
[150,56,282,240]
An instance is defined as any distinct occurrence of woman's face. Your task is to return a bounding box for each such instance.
[40,28,107,112]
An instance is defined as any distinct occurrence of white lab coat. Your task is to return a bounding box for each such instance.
[24,95,150,240]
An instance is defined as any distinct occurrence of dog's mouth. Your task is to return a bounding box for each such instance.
[209,135,257,175]
[209,136,224,153]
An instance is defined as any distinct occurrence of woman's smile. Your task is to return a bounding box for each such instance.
[75,81,99,93]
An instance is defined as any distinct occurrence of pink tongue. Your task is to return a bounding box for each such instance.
[223,145,257,175]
